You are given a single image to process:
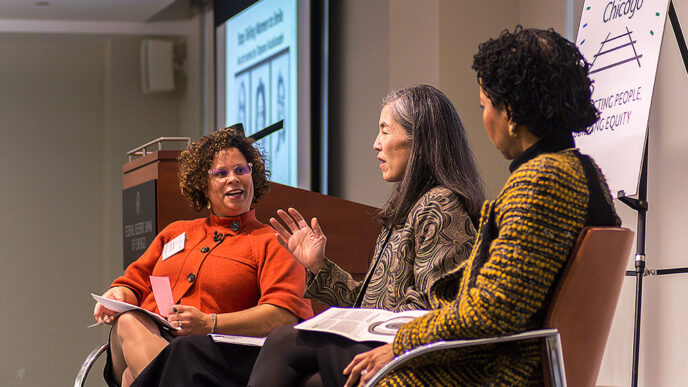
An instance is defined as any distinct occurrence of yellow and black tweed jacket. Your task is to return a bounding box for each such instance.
[379,149,618,386]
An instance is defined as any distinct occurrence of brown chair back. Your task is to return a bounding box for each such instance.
[545,227,634,387]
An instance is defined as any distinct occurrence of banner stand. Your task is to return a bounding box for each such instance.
[617,3,688,386]
[617,140,648,387]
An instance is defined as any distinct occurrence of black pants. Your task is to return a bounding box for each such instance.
[131,335,261,387]
[247,326,382,387]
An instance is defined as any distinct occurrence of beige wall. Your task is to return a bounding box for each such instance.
[437,0,519,198]
[389,0,440,88]
[0,36,107,386]
[328,0,391,206]
[0,17,201,385]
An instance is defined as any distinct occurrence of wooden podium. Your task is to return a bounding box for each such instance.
[122,150,382,312]
[122,150,207,268]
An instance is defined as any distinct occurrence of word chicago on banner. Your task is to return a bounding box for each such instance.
[603,0,644,22]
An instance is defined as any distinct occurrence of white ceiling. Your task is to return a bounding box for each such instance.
[0,0,179,22]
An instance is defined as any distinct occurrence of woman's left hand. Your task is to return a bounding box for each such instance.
[167,304,213,336]
[343,343,394,387]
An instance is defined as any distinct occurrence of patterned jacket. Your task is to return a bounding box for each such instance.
[305,186,476,312]
[379,148,619,386]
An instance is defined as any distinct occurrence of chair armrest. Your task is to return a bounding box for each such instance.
[74,343,109,387]
[363,328,566,387]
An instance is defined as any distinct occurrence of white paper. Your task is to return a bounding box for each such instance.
[209,334,266,347]
[162,232,185,260]
[91,293,180,330]
[294,307,428,344]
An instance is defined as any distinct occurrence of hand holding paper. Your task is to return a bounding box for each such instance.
[90,293,180,330]
[90,277,179,330]
[92,286,130,326]
[166,304,215,335]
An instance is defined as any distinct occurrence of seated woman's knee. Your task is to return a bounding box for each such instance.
[114,311,157,341]
[265,325,299,347]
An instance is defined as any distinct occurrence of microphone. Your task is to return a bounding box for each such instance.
[213,231,224,242]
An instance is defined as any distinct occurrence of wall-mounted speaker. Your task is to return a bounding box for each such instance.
[141,39,175,93]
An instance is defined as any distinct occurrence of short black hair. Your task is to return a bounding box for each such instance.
[472,26,599,137]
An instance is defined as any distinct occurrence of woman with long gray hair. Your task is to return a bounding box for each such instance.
[247,84,485,387]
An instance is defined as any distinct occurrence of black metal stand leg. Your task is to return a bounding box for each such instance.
[631,256,645,387]
[619,136,648,387]
[669,1,688,74]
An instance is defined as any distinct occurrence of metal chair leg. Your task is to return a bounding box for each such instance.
[74,343,108,387]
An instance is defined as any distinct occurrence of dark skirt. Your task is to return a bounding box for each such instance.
[131,335,261,387]
[247,326,383,387]
[103,323,175,387]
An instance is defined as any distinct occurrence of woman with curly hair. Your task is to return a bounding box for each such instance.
[93,128,313,387]
[336,27,621,386]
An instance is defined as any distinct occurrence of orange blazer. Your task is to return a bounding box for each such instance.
[111,210,312,321]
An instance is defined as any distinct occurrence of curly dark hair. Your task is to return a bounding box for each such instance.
[178,128,270,211]
[472,26,599,137]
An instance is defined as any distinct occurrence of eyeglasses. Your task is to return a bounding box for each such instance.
[208,163,253,180]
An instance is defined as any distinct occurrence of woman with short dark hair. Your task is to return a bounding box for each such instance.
[93,128,312,387]
[344,27,620,386]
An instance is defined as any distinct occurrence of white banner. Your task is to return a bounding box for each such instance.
[575,0,670,197]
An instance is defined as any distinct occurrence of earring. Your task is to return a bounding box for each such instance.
[508,123,518,138]
[206,201,211,210]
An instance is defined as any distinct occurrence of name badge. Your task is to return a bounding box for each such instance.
[162,232,186,261]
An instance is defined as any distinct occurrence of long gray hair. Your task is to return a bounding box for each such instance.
[377,85,485,228]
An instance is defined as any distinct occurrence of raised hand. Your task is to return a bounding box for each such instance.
[270,208,327,273]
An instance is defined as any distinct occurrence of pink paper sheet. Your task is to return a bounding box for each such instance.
[149,275,174,317]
